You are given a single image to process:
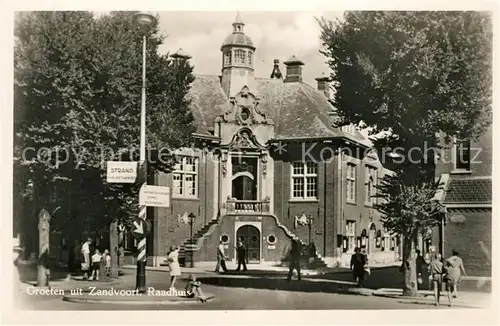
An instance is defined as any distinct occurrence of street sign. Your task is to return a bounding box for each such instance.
[132,218,147,239]
[107,162,137,183]
[140,185,170,207]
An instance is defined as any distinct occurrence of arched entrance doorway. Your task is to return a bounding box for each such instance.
[236,225,260,263]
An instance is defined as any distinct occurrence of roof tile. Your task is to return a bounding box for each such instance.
[443,177,492,204]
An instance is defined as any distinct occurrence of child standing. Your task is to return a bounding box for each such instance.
[184,274,207,302]
[103,249,111,278]
[90,249,102,281]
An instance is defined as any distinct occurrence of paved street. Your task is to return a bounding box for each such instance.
[15,268,488,311]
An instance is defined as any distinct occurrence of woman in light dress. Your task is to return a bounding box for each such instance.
[445,249,467,298]
[167,245,181,290]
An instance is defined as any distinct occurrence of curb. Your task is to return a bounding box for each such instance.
[340,288,374,296]
[62,294,215,305]
[372,292,489,309]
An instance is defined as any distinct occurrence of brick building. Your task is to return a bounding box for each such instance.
[432,126,492,276]
[123,14,401,268]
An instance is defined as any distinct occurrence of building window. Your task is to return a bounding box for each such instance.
[455,139,471,170]
[342,124,356,134]
[346,220,356,252]
[247,51,253,66]
[291,161,318,199]
[224,51,232,66]
[365,165,377,205]
[346,163,356,203]
[235,49,246,64]
[173,156,198,198]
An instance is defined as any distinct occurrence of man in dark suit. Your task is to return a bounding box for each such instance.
[350,247,367,287]
[236,240,247,271]
[287,235,302,281]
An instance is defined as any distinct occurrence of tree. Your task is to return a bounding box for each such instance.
[374,172,445,296]
[318,11,492,296]
[14,11,196,252]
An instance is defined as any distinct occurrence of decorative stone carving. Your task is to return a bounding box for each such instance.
[220,86,272,125]
[260,152,268,177]
[221,152,228,177]
[229,128,264,152]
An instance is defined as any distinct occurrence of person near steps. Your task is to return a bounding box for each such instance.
[236,240,247,272]
[215,241,228,273]
[287,235,302,281]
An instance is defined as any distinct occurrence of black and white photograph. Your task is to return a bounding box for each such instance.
[3,2,497,324]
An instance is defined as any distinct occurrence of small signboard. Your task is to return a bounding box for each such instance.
[140,185,170,208]
[107,162,137,183]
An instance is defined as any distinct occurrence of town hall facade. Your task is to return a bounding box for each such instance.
[124,14,402,268]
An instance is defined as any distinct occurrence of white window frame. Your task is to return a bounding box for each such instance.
[346,220,356,252]
[346,163,356,203]
[172,156,198,198]
[291,161,318,200]
[342,124,356,134]
[224,51,232,66]
[234,49,246,65]
[247,51,253,66]
[365,165,377,206]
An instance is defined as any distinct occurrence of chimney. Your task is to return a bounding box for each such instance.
[270,59,283,79]
[315,74,332,98]
[283,55,304,83]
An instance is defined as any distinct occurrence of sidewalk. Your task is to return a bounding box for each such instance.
[121,263,398,276]
[372,288,492,308]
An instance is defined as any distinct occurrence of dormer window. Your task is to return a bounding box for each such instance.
[224,51,232,66]
[342,124,356,134]
[235,49,245,64]
[455,139,471,171]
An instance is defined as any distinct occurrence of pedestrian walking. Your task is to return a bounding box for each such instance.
[445,249,467,298]
[167,245,181,290]
[235,240,247,272]
[287,235,302,281]
[215,241,228,273]
[350,247,367,287]
[80,238,92,280]
[428,252,452,307]
[90,249,102,281]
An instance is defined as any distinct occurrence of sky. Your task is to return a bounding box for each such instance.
[156,11,344,87]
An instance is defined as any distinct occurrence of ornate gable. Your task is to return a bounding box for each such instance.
[219,86,273,125]
[228,128,265,151]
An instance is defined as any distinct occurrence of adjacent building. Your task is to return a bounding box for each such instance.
[433,126,492,276]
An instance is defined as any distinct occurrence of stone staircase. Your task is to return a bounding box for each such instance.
[160,219,219,267]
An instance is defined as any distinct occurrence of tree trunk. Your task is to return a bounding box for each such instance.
[109,220,119,278]
[37,209,51,287]
[402,235,418,297]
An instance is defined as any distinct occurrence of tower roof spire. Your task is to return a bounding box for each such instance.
[234,11,243,24]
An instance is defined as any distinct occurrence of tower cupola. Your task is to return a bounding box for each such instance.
[220,12,257,98]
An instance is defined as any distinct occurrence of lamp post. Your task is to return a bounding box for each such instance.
[133,11,156,294]
[187,213,196,268]
[307,215,314,245]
